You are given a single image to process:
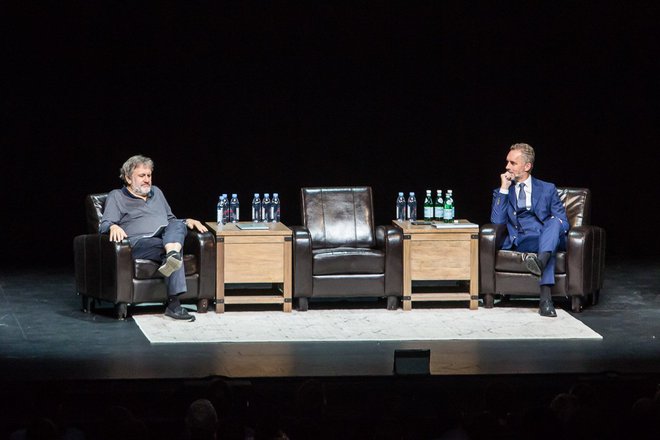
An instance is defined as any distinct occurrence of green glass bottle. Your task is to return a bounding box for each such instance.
[434,190,444,221]
[443,189,454,223]
[423,190,434,221]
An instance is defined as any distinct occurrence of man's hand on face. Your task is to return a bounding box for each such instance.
[500,171,515,190]
[109,224,128,242]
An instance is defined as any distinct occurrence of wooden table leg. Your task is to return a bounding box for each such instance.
[216,237,225,313]
[469,233,479,310]
[283,237,292,312]
[403,235,412,311]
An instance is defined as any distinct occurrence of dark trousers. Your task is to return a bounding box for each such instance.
[131,220,187,295]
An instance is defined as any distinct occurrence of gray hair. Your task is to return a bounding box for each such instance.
[510,143,535,166]
[119,155,154,184]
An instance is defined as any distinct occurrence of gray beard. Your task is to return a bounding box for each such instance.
[131,184,151,196]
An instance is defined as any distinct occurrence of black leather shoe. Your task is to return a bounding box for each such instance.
[165,305,195,321]
[523,253,544,277]
[158,250,183,277]
[539,299,557,317]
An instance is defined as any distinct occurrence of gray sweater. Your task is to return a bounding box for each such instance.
[99,186,179,245]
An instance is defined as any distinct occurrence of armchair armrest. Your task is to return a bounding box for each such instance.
[73,233,133,303]
[98,234,134,303]
[290,225,313,298]
[376,225,403,296]
[183,230,216,299]
[479,223,507,294]
[74,234,100,297]
[566,225,606,295]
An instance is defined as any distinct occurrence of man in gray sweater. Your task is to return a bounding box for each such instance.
[99,155,207,321]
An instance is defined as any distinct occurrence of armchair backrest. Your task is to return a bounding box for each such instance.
[85,193,108,233]
[557,187,591,227]
[301,187,376,249]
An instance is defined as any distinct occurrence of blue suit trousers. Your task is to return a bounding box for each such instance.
[513,216,566,286]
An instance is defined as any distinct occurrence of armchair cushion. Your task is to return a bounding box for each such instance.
[495,250,567,274]
[302,187,376,249]
[312,247,385,275]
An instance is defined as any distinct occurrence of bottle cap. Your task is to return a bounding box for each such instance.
[254,193,259,197]
[273,193,278,197]
[398,192,404,196]
[232,193,237,197]
[264,193,270,197]
[409,192,414,195]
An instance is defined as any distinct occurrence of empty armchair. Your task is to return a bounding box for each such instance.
[73,193,215,319]
[291,186,403,311]
[480,187,606,312]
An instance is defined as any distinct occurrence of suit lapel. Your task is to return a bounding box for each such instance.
[531,177,542,213]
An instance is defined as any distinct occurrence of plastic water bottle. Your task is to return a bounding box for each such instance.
[261,193,271,222]
[407,192,417,221]
[434,190,444,221]
[217,195,224,224]
[423,189,434,221]
[271,193,281,222]
[251,193,261,222]
[443,189,454,223]
[396,192,406,221]
[229,193,240,223]
[221,194,229,224]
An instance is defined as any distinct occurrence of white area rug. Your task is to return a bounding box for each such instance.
[133,308,602,343]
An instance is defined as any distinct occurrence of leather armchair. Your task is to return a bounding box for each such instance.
[480,187,606,312]
[73,193,215,319]
[291,187,403,311]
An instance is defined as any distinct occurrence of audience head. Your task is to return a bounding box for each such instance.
[185,398,219,440]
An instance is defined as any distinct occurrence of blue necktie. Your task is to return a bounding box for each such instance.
[517,183,526,211]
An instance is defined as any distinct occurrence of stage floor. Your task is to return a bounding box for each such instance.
[2,256,660,439]
[1,256,659,382]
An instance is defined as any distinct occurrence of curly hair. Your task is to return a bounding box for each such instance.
[119,155,154,185]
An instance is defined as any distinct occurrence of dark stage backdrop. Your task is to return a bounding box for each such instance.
[3,2,659,267]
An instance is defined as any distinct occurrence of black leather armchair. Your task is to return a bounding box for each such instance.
[291,187,403,311]
[73,193,215,319]
[480,187,606,312]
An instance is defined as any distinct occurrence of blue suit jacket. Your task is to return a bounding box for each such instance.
[490,177,569,250]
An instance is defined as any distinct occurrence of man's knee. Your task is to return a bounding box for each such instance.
[163,221,187,244]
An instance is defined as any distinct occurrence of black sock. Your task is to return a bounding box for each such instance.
[538,252,551,268]
[539,285,552,302]
[167,295,181,310]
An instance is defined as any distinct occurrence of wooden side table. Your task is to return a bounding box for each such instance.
[207,222,292,313]
[393,220,479,310]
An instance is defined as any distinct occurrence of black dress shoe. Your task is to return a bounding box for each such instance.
[523,253,544,277]
[158,250,183,277]
[165,305,196,321]
[539,299,557,317]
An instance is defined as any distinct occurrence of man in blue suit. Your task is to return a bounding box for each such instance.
[490,143,569,317]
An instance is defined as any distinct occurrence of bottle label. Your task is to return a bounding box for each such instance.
[435,207,444,219]
[424,207,434,219]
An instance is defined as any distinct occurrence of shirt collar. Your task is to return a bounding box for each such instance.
[517,175,532,189]
[122,186,154,199]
